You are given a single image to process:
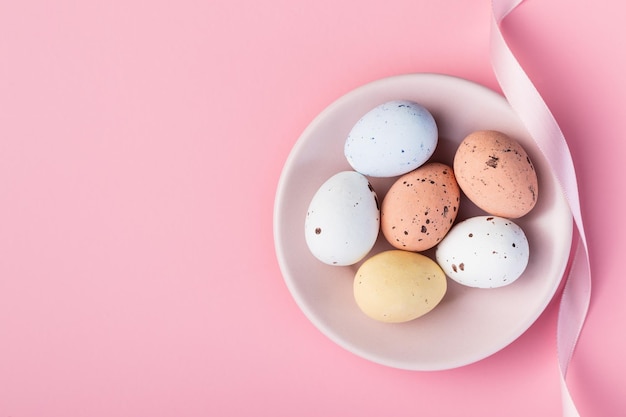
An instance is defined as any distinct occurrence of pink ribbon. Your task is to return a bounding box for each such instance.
[490,1,591,416]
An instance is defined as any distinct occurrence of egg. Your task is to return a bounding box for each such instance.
[305,171,380,266]
[353,250,447,323]
[344,100,438,177]
[435,216,530,288]
[381,162,460,252]
[453,130,538,218]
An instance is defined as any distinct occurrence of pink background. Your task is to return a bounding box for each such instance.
[0,0,624,416]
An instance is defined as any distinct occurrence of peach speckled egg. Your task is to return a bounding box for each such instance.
[453,130,538,218]
[381,162,460,252]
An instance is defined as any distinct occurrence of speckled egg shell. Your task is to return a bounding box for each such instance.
[381,162,460,252]
[435,216,530,289]
[453,130,538,218]
[344,100,438,178]
[353,250,447,323]
[305,171,380,266]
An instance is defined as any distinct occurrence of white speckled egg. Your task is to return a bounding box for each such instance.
[344,100,438,177]
[305,171,380,266]
[435,216,529,288]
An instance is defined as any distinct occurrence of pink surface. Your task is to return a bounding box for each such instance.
[0,0,623,416]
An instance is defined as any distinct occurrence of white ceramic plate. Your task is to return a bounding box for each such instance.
[273,73,573,371]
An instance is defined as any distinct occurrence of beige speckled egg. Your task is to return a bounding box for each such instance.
[453,130,538,218]
[381,162,460,252]
[353,250,447,323]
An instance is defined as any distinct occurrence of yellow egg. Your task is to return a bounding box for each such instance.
[353,250,447,323]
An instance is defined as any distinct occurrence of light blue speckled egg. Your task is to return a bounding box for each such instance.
[344,100,438,178]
